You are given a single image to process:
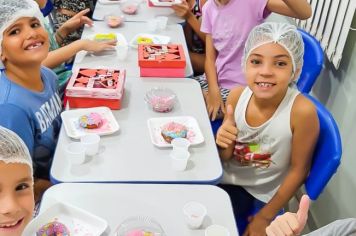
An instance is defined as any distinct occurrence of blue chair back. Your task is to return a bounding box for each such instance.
[304,93,342,200]
[40,0,54,17]
[297,29,324,93]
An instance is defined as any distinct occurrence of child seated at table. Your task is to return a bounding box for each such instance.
[197,0,312,121]
[0,126,35,236]
[171,0,207,75]
[0,0,61,201]
[34,0,117,91]
[216,22,320,235]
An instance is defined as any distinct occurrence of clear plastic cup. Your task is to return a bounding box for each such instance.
[120,2,139,15]
[155,16,168,31]
[183,201,207,229]
[117,45,129,61]
[205,225,230,236]
[146,19,158,32]
[171,138,190,153]
[105,15,124,28]
[66,142,86,165]
[170,150,190,171]
[80,134,100,156]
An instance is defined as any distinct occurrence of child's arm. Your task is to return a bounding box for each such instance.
[205,34,224,120]
[216,87,244,160]
[42,39,116,69]
[267,0,312,20]
[244,95,319,236]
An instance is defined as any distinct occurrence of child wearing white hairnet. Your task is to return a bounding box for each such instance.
[0,126,35,236]
[216,22,320,236]
[0,0,61,201]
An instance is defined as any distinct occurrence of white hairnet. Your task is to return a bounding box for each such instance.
[0,0,45,69]
[242,22,304,80]
[0,126,33,176]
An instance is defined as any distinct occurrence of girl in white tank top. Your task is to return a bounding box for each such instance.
[216,22,319,235]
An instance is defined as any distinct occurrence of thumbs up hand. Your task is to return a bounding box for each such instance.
[266,195,310,236]
[216,104,238,149]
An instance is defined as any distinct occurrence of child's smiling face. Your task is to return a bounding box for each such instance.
[0,161,34,236]
[1,17,49,68]
[245,42,297,100]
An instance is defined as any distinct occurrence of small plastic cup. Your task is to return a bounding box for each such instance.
[144,88,176,113]
[117,45,129,61]
[171,138,190,153]
[80,134,100,156]
[155,16,168,31]
[170,150,190,171]
[66,142,86,165]
[183,201,207,229]
[105,15,124,28]
[121,2,139,15]
[205,225,230,236]
[146,19,158,32]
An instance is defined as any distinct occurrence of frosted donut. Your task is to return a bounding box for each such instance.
[79,112,103,129]
[161,122,188,143]
[36,221,70,236]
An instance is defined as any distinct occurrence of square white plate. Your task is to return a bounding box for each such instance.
[150,0,182,7]
[129,33,170,49]
[147,116,204,147]
[23,202,107,236]
[61,107,120,139]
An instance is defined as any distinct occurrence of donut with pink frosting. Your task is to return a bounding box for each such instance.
[36,221,70,236]
[79,112,103,129]
[161,122,188,143]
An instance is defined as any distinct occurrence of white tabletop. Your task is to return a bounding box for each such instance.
[93,0,184,23]
[74,21,193,78]
[51,78,222,184]
[40,183,239,236]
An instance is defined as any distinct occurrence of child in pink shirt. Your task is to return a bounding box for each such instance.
[197,0,312,121]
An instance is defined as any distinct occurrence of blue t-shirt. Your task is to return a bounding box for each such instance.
[0,67,62,179]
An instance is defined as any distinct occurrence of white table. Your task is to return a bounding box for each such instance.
[40,183,239,236]
[93,0,184,24]
[51,78,222,184]
[74,21,193,78]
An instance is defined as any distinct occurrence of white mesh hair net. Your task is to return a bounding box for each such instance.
[242,22,304,80]
[0,0,45,70]
[0,126,33,176]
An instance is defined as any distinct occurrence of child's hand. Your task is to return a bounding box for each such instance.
[80,39,117,53]
[171,0,192,19]
[266,195,310,236]
[60,9,94,36]
[206,87,225,121]
[244,214,271,236]
[216,105,238,149]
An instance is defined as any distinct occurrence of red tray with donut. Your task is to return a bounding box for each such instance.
[65,67,125,109]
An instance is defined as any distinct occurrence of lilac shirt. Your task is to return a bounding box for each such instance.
[201,0,269,89]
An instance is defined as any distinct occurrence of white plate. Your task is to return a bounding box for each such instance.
[150,0,182,7]
[23,202,107,236]
[129,33,170,49]
[98,0,125,4]
[61,107,120,139]
[147,116,204,147]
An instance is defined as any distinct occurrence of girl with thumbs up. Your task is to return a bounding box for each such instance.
[216,22,319,236]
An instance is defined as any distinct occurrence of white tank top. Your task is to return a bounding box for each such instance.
[222,87,300,203]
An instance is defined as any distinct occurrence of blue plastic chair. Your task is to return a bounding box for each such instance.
[297,29,324,93]
[303,93,342,200]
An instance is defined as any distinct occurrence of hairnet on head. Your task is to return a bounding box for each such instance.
[0,0,45,70]
[0,126,33,177]
[242,22,304,79]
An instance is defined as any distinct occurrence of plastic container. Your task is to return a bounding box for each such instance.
[120,2,139,15]
[115,216,165,236]
[105,15,124,28]
[145,88,176,113]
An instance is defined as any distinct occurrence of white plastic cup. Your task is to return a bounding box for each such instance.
[117,45,129,61]
[183,201,207,229]
[170,150,190,171]
[171,138,190,153]
[66,142,86,165]
[205,225,230,236]
[156,16,168,31]
[80,134,100,156]
[147,19,158,32]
